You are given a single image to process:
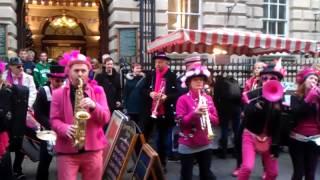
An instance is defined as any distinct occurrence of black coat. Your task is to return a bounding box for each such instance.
[214,76,241,120]
[143,69,178,125]
[243,98,283,157]
[9,85,29,138]
[0,84,13,133]
[123,73,146,114]
[33,86,51,130]
[95,69,121,112]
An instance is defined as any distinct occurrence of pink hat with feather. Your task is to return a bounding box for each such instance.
[180,65,211,88]
[58,50,92,74]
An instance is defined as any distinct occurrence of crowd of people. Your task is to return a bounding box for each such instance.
[0,49,319,180]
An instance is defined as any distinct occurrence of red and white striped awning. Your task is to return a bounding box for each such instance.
[147,29,319,56]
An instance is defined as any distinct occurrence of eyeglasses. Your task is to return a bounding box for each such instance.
[261,76,278,82]
[16,65,22,69]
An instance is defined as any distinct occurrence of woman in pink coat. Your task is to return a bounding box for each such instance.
[50,50,110,180]
[176,65,219,180]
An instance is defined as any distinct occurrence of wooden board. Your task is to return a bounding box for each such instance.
[103,110,137,180]
[131,143,166,180]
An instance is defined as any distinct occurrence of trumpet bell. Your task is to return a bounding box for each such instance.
[262,80,284,102]
[75,111,91,120]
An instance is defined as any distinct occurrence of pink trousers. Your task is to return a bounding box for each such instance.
[238,130,278,180]
[57,150,103,180]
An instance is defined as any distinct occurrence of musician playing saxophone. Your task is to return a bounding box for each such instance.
[50,50,110,180]
[176,65,219,180]
[143,52,178,173]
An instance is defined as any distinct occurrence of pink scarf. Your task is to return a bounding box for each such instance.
[153,66,168,116]
[6,70,23,85]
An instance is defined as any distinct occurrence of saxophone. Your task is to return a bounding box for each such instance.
[73,78,91,149]
[198,90,214,140]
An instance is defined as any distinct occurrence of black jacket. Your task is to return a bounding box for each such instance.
[123,73,146,114]
[143,69,178,125]
[290,95,318,127]
[9,85,29,137]
[95,69,121,112]
[243,98,283,156]
[214,76,241,119]
[0,84,13,133]
[33,86,51,130]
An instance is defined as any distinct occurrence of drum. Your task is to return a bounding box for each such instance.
[36,130,57,142]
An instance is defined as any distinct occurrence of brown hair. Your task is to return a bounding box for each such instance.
[131,62,141,70]
[296,82,306,98]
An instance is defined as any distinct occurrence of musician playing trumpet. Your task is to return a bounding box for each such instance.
[288,67,320,180]
[143,52,178,173]
[176,65,219,180]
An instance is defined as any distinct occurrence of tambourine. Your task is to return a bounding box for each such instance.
[36,130,57,142]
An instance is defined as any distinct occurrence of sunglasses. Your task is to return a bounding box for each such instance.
[261,76,278,82]
[15,65,23,69]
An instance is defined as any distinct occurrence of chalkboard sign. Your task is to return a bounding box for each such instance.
[132,144,166,180]
[119,28,137,57]
[103,111,138,180]
[0,24,7,58]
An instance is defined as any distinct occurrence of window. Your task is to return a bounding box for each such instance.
[262,0,287,36]
[168,0,201,32]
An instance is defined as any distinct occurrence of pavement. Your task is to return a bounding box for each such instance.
[17,151,320,180]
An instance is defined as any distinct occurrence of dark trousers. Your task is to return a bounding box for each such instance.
[0,151,13,180]
[219,109,241,154]
[12,137,24,173]
[143,116,170,167]
[289,138,319,180]
[36,141,53,180]
[179,149,216,180]
[128,113,143,132]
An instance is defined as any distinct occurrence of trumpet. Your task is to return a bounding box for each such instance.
[198,90,214,140]
[151,79,166,119]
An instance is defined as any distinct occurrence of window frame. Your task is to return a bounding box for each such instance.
[167,0,202,32]
[262,0,288,37]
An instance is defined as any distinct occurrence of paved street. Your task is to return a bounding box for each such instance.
[18,151,320,180]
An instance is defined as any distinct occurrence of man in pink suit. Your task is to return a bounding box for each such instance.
[50,50,110,180]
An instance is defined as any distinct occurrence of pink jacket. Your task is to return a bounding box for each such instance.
[176,90,219,148]
[50,83,110,153]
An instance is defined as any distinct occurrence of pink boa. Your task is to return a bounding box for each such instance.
[0,61,5,73]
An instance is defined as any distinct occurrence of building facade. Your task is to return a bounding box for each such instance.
[0,0,319,60]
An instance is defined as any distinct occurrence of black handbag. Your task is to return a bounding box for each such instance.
[22,135,40,162]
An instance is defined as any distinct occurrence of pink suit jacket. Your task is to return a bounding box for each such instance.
[50,83,110,153]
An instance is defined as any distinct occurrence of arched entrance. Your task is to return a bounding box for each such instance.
[17,0,109,59]
[41,15,87,58]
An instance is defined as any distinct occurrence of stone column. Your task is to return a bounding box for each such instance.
[0,0,17,57]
